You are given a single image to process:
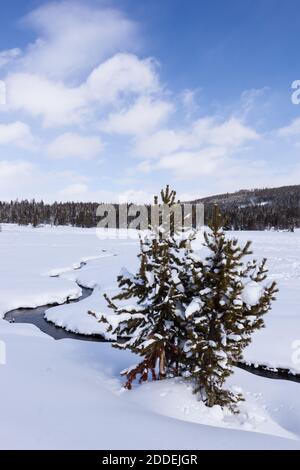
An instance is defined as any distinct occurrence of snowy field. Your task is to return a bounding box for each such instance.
[0,224,300,449]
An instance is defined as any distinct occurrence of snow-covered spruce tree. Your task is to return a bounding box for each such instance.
[90,186,194,389]
[184,205,278,412]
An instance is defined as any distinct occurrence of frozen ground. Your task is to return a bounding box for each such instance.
[234,230,300,372]
[1,320,300,449]
[44,227,300,371]
[0,224,300,449]
[0,224,139,317]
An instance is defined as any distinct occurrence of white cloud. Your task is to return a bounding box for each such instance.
[0,48,21,68]
[100,96,173,136]
[116,189,153,204]
[134,116,259,176]
[6,73,86,127]
[240,87,269,117]
[58,183,89,200]
[47,133,103,160]
[0,157,154,202]
[0,121,36,150]
[86,53,159,104]
[134,117,259,165]
[4,1,160,130]
[0,160,90,202]
[190,117,259,148]
[181,88,199,116]
[134,129,185,158]
[57,184,154,203]
[0,159,33,179]
[155,147,226,178]
[6,53,161,128]
[278,117,300,137]
[0,2,277,201]
[20,1,137,80]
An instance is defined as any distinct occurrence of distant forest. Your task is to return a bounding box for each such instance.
[0,184,300,231]
[195,184,300,231]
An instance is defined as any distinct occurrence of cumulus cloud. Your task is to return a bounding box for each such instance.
[0,48,21,68]
[0,159,33,178]
[277,117,300,137]
[134,116,260,178]
[155,147,226,177]
[20,1,137,81]
[0,121,37,150]
[6,73,86,127]
[58,183,89,200]
[180,88,200,117]
[4,2,158,130]
[0,1,279,202]
[58,185,153,203]
[0,160,36,198]
[134,129,184,158]
[135,117,259,158]
[0,160,91,202]
[47,133,104,160]
[190,117,259,148]
[113,189,153,204]
[6,53,160,127]
[85,53,160,104]
[240,87,269,117]
[100,96,173,136]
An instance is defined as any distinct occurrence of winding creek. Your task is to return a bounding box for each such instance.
[3,252,109,341]
[3,256,300,384]
[4,283,105,341]
[236,361,300,384]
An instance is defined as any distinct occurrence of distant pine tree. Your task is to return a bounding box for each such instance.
[89,186,194,388]
[184,205,278,412]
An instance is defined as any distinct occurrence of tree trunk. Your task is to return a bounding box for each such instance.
[159,348,166,379]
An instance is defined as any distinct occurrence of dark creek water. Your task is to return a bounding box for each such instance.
[236,361,300,384]
[3,280,300,383]
[4,284,105,341]
[4,292,300,384]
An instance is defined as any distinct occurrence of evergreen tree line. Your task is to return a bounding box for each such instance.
[195,184,300,231]
[0,199,200,228]
[1,183,300,230]
[0,200,100,227]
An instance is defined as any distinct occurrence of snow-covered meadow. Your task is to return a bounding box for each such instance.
[0,224,300,449]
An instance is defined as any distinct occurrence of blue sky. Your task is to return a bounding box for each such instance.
[0,0,300,202]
